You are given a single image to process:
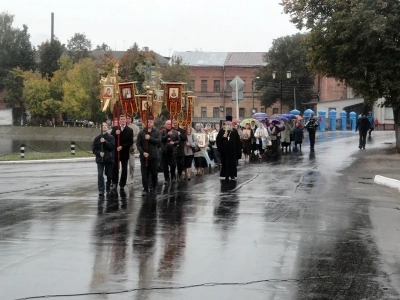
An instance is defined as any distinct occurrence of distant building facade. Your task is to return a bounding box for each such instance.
[173,51,278,125]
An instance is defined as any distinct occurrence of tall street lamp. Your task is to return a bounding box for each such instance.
[272,71,291,114]
[251,76,260,115]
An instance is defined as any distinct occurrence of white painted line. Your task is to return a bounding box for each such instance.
[374,175,400,193]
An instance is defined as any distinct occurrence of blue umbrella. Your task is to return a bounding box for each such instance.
[282,114,296,120]
[253,112,268,118]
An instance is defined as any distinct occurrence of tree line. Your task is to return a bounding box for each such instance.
[0,12,191,125]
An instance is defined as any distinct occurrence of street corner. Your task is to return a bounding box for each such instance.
[374,175,400,194]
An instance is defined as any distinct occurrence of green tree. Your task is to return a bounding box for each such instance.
[62,58,99,120]
[95,43,112,51]
[23,71,61,120]
[3,68,24,109]
[282,0,400,149]
[257,33,314,110]
[161,56,192,82]
[66,33,92,63]
[119,43,155,94]
[37,38,65,78]
[0,12,35,90]
[49,55,74,101]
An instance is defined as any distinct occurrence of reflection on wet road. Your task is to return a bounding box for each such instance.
[0,132,398,300]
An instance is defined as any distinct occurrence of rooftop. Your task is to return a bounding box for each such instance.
[172,51,267,67]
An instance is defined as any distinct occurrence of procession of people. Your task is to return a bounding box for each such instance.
[93,110,376,197]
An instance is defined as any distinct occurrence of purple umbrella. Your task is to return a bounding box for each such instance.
[252,112,269,121]
[282,114,296,120]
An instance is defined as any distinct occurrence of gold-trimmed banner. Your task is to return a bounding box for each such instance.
[119,82,138,116]
[137,95,149,124]
[163,83,185,117]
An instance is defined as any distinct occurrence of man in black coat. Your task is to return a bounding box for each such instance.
[92,122,115,196]
[172,120,187,180]
[137,116,162,196]
[216,116,242,181]
[161,120,180,184]
[110,114,134,191]
[305,113,319,151]
[356,112,370,150]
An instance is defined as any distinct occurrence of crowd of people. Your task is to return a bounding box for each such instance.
[92,111,375,197]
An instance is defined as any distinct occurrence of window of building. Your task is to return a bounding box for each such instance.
[384,107,394,119]
[214,80,220,92]
[226,80,232,92]
[261,108,265,113]
[226,107,232,117]
[190,80,195,91]
[201,107,207,118]
[201,80,207,92]
[273,108,279,115]
[213,107,219,118]
[239,108,245,118]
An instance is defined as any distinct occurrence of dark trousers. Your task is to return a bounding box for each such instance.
[368,127,374,136]
[176,155,184,177]
[112,158,128,187]
[359,130,368,148]
[162,152,176,181]
[140,159,158,191]
[212,147,221,164]
[97,163,112,192]
[308,130,316,149]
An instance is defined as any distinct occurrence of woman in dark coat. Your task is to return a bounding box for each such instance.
[241,123,254,163]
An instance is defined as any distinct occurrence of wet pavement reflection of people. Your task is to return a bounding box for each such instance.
[157,194,187,279]
[133,198,158,300]
[214,181,240,240]
[90,200,130,295]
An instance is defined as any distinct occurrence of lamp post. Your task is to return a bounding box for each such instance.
[272,71,291,114]
[251,76,260,115]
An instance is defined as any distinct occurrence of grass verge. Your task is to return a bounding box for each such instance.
[0,151,94,161]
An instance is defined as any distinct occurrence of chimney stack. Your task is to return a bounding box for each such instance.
[51,13,54,41]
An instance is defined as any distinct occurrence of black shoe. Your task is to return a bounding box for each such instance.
[363,147,365,150]
[230,177,236,180]
[119,186,125,191]
[99,191,104,197]
[142,189,148,196]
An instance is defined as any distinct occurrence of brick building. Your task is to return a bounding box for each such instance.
[173,51,282,125]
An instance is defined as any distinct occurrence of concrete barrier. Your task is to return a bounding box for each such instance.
[374,175,400,193]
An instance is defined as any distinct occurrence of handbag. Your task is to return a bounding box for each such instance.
[192,145,201,152]
[191,135,201,152]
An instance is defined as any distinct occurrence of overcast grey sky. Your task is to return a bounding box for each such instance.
[4,0,301,57]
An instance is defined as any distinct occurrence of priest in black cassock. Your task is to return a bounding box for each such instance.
[216,116,242,180]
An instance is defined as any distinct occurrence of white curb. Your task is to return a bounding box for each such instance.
[0,157,95,164]
[374,175,400,193]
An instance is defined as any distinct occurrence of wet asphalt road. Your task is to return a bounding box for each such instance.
[0,131,399,300]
